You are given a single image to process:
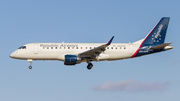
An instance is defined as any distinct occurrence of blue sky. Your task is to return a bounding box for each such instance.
[0,0,179,101]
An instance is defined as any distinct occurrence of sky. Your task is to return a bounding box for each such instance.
[0,0,180,101]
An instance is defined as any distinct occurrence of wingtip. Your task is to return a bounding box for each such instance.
[106,36,114,45]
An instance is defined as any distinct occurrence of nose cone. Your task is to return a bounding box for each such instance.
[9,52,16,58]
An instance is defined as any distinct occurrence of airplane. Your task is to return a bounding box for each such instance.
[10,17,173,70]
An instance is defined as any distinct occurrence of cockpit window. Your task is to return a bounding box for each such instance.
[18,46,26,49]
[22,46,26,49]
[18,46,22,49]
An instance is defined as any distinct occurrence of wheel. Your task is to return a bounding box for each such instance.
[29,66,32,69]
[87,63,93,70]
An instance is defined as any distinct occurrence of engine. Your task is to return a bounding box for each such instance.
[64,55,81,65]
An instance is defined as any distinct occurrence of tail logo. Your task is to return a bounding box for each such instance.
[152,24,163,42]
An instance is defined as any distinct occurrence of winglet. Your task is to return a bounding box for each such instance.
[106,36,114,45]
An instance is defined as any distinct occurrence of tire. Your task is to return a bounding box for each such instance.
[87,63,93,70]
[29,66,32,69]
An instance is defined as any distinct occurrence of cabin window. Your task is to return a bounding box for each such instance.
[60,47,61,49]
[107,47,109,49]
[64,47,66,49]
[116,47,117,49]
[43,47,45,49]
[81,47,83,49]
[120,47,121,49]
[55,47,57,49]
[124,47,126,49]
[72,47,74,49]
[85,47,87,49]
[111,47,113,49]
[68,47,70,49]
[47,47,49,49]
[51,47,53,49]
[76,47,78,49]
[90,47,92,49]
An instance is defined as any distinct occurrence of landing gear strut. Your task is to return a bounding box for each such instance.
[87,63,93,70]
[27,59,33,69]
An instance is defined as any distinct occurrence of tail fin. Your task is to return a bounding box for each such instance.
[142,17,170,46]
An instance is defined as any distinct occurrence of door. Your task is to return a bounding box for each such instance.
[129,44,133,55]
[33,43,39,54]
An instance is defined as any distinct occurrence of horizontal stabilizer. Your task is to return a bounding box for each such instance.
[150,42,172,50]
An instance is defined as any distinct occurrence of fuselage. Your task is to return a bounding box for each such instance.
[10,43,140,62]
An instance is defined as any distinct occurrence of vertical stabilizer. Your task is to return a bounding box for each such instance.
[142,17,170,46]
[131,17,170,58]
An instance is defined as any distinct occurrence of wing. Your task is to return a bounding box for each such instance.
[78,36,114,59]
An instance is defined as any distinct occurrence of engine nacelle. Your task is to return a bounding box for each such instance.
[64,55,81,65]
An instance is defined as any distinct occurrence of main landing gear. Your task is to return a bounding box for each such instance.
[87,63,93,70]
[87,60,93,70]
[27,59,33,69]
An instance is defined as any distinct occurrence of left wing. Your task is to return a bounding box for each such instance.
[78,36,114,59]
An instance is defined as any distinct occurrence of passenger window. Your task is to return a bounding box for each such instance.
[107,47,109,49]
[43,47,45,49]
[81,47,82,49]
[51,47,53,49]
[64,47,66,49]
[111,47,113,49]
[60,47,61,49]
[47,47,49,49]
[68,47,70,49]
[85,47,87,49]
[120,47,121,49]
[72,47,74,49]
[116,47,117,49]
[76,47,78,49]
[55,47,57,49]
[90,47,92,49]
[124,47,126,49]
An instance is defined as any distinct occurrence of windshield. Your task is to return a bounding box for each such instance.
[18,46,26,49]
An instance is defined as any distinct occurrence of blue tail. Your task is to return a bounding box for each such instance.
[131,17,170,58]
[142,17,170,46]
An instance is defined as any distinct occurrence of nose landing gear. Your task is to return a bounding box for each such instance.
[27,59,33,69]
[29,65,32,69]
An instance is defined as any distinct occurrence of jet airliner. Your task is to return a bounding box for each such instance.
[10,17,173,70]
